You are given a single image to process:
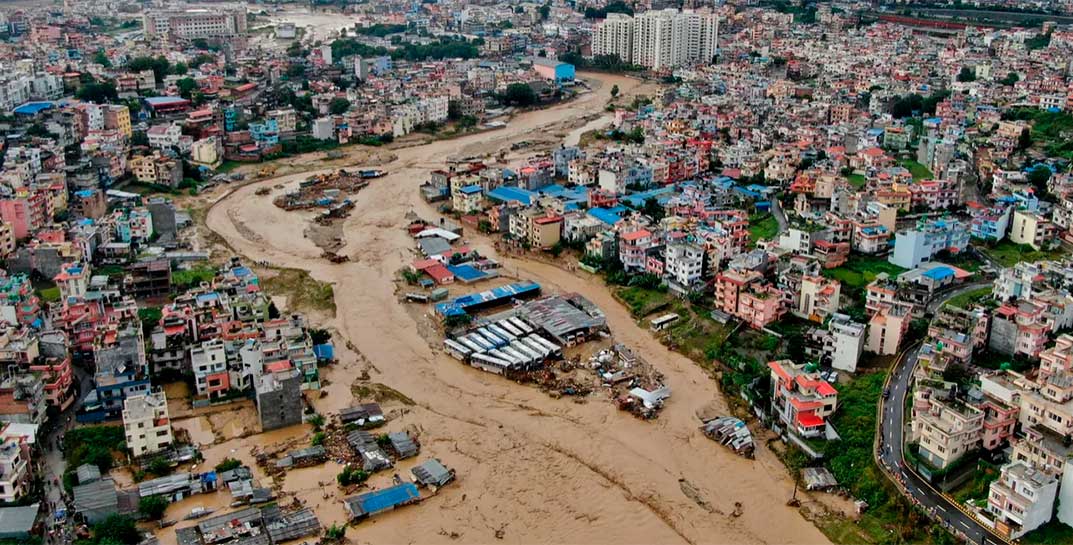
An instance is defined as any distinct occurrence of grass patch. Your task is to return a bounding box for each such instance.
[616,286,672,318]
[38,286,61,303]
[262,268,336,315]
[943,286,993,309]
[748,213,780,245]
[898,158,933,181]
[979,240,1068,268]
[171,266,216,292]
[846,174,867,188]
[950,459,999,505]
[823,255,907,290]
[217,160,243,173]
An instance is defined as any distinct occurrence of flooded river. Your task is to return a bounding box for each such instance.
[203,72,832,544]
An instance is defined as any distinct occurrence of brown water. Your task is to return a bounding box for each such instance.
[203,72,832,545]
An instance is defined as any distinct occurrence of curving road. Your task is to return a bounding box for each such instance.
[877,282,1008,545]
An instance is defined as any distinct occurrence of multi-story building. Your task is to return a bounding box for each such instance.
[191,339,229,399]
[797,275,841,323]
[0,437,29,503]
[913,396,983,470]
[768,359,839,440]
[664,242,704,292]
[1009,210,1058,251]
[123,391,173,458]
[714,269,786,329]
[866,301,912,355]
[987,461,1058,539]
[593,9,718,70]
[143,7,248,39]
[889,218,970,269]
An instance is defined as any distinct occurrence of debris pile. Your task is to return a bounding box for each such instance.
[589,344,669,419]
[273,169,375,212]
[700,416,755,458]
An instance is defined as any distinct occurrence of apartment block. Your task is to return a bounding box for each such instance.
[987,461,1058,539]
[123,391,173,458]
[913,396,983,470]
[768,359,839,440]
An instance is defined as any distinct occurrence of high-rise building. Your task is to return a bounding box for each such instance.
[592,13,634,63]
[591,9,718,70]
[143,7,247,40]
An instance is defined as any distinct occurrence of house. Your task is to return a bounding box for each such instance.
[806,314,866,373]
[255,367,303,431]
[987,461,1058,539]
[122,391,173,458]
[713,269,786,329]
[664,242,704,293]
[452,185,483,214]
[343,483,421,520]
[1009,209,1057,250]
[912,396,983,470]
[866,301,912,355]
[768,360,839,441]
[889,218,970,269]
[0,438,30,503]
[797,275,841,323]
[411,458,455,488]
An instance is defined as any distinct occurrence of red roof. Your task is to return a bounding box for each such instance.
[424,264,454,284]
[266,360,292,373]
[796,412,824,428]
[816,382,837,396]
[621,229,652,242]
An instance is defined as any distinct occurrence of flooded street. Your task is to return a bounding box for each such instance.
[202,72,831,544]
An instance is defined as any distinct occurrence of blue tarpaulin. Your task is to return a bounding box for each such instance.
[314,343,335,360]
[350,483,420,516]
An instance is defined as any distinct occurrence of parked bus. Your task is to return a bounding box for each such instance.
[497,320,523,337]
[508,317,534,335]
[443,339,471,360]
[650,313,680,331]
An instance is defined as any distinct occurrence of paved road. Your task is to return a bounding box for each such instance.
[770,196,788,234]
[877,285,1008,545]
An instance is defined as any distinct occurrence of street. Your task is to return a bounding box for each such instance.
[876,285,1008,545]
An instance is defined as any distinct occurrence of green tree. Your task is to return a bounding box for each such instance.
[127,56,170,84]
[93,49,112,67]
[215,457,243,472]
[93,515,140,545]
[139,495,168,520]
[1027,165,1051,193]
[76,81,118,103]
[176,77,198,99]
[957,66,976,82]
[999,72,1019,85]
[328,97,351,115]
[642,197,665,222]
[610,84,619,98]
[539,2,551,20]
[147,456,172,476]
[171,62,188,76]
[501,83,537,106]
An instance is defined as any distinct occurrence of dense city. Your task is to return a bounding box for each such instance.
[1,0,1073,544]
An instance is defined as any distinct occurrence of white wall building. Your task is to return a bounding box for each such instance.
[987,461,1058,539]
[591,9,717,70]
[665,242,704,289]
[122,391,173,458]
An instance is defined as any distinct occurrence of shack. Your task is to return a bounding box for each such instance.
[338,403,385,428]
[411,458,455,488]
[343,483,422,521]
[346,430,393,472]
[275,446,327,469]
[72,478,119,523]
[388,431,419,459]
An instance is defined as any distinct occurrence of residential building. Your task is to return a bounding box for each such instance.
[714,269,786,329]
[664,242,704,292]
[191,339,229,399]
[987,461,1058,539]
[768,359,839,440]
[122,391,173,458]
[797,275,841,323]
[0,438,29,503]
[889,218,969,269]
[866,301,912,355]
[1009,209,1057,251]
[913,396,983,470]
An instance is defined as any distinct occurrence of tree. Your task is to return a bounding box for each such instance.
[93,515,140,545]
[539,2,551,20]
[76,81,118,103]
[147,456,171,477]
[610,84,619,98]
[93,49,112,67]
[1027,165,1051,193]
[214,457,242,472]
[171,62,188,76]
[957,66,976,82]
[501,83,537,106]
[1018,128,1033,150]
[642,197,665,222]
[328,97,351,115]
[999,72,1019,86]
[127,56,170,84]
[176,78,198,100]
[139,495,168,520]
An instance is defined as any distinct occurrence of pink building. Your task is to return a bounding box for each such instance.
[0,193,45,240]
[714,270,786,329]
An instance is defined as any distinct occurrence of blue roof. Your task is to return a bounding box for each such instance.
[588,207,622,226]
[12,101,53,115]
[486,186,534,206]
[350,483,420,516]
[144,96,189,106]
[458,185,482,195]
[446,264,487,282]
[435,281,540,317]
[923,266,954,280]
[313,343,335,360]
[74,189,95,198]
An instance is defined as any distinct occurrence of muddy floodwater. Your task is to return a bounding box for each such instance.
[199,72,834,544]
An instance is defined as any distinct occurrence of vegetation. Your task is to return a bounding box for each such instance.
[324,523,347,541]
[311,432,326,446]
[889,90,950,119]
[262,268,336,315]
[214,457,243,473]
[823,255,907,291]
[1023,520,1073,544]
[336,466,370,486]
[748,213,779,245]
[846,173,867,188]
[500,83,537,106]
[138,495,168,520]
[329,97,351,115]
[559,51,644,73]
[979,239,1067,267]
[582,0,633,18]
[898,158,934,181]
[1003,107,1073,160]
[171,266,216,291]
[83,515,140,545]
[76,81,118,103]
[355,23,408,37]
[943,286,993,310]
[38,286,61,303]
[616,285,671,318]
[63,426,126,478]
[823,373,889,508]
[950,459,999,506]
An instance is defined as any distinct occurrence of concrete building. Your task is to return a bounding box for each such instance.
[823,314,866,373]
[256,367,303,431]
[191,339,229,399]
[1009,209,1058,251]
[592,13,634,64]
[768,359,839,440]
[866,301,912,355]
[913,396,983,470]
[889,218,970,269]
[122,391,173,458]
[0,438,29,503]
[143,7,248,39]
[592,9,717,70]
[664,242,704,292]
[797,275,841,323]
[987,461,1058,539]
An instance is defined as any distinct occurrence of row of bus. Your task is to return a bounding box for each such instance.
[442,317,563,375]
